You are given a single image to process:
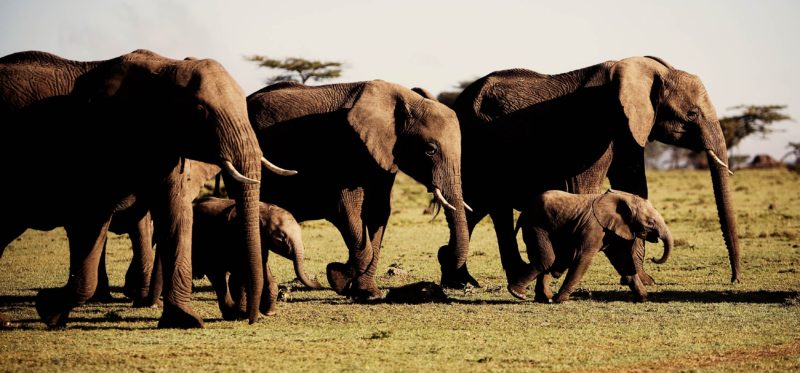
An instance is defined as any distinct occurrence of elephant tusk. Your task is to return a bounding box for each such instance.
[262,157,298,176]
[434,188,456,211]
[463,201,473,212]
[222,161,260,185]
[707,150,734,175]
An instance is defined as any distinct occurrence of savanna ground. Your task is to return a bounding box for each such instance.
[1,168,799,372]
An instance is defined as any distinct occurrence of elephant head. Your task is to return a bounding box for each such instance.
[259,203,320,289]
[346,81,470,276]
[76,50,283,324]
[593,190,673,264]
[612,56,739,282]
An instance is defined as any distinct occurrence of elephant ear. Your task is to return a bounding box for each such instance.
[595,193,635,241]
[346,81,401,173]
[613,58,659,148]
[411,87,436,100]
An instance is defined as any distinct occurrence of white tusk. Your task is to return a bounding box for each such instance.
[463,201,473,212]
[434,188,456,211]
[222,161,260,185]
[707,150,734,175]
[262,157,298,176]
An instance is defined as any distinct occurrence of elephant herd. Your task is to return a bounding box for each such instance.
[0,50,740,329]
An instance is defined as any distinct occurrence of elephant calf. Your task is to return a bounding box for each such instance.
[192,197,320,320]
[509,190,673,303]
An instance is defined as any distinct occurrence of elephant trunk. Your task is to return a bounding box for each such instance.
[707,149,741,283]
[651,225,673,264]
[287,238,321,289]
[441,172,470,272]
[219,120,264,324]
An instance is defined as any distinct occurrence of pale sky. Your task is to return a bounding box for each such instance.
[1,0,797,161]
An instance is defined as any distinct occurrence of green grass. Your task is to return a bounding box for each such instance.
[2,168,799,371]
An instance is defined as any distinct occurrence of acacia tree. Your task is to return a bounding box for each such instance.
[245,55,343,84]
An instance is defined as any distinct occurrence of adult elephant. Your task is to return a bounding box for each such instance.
[437,56,740,298]
[247,80,469,305]
[0,50,288,328]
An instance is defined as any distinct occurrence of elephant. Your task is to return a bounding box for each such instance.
[247,80,469,306]
[93,160,221,308]
[0,49,291,328]
[509,190,673,302]
[437,56,740,300]
[192,197,320,320]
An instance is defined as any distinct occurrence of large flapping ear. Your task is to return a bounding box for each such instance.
[411,87,436,100]
[612,57,660,147]
[594,192,635,241]
[346,81,400,173]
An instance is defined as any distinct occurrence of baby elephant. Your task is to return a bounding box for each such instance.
[509,190,673,303]
[193,197,320,320]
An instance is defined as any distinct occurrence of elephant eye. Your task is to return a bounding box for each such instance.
[195,104,209,120]
[425,142,438,157]
[687,110,698,120]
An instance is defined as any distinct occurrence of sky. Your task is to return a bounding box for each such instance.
[1,0,798,161]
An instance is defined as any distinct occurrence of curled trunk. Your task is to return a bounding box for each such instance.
[287,240,321,289]
[651,227,673,264]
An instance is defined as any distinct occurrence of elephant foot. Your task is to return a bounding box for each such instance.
[132,295,161,309]
[220,305,247,321]
[325,262,381,300]
[553,293,570,304]
[437,246,480,289]
[35,288,74,329]
[620,272,656,286]
[88,289,115,303]
[0,312,13,330]
[157,302,204,329]
[507,283,529,300]
[326,262,354,296]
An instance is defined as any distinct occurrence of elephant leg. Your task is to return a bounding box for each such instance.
[553,251,596,303]
[259,254,279,316]
[439,207,485,288]
[356,176,394,298]
[145,248,163,308]
[326,187,381,300]
[208,271,239,321]
[125,212,155,307]
[89,239,114,302]
[605,243,648,302]
[151,178,203,329]
[629,238,655,285]
[509,226,555,300]
[533,273,554,303]
[36,216,112,328]
[1,224,27,328]
[490,208,528,288]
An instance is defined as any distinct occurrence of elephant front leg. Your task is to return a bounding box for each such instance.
[259,255,279,316]
[36,216,112,328]
[490,209,529,290]
[326,187,382,300]
[553,247,597,303]
[605,243,648,302]
[151,178,203,329]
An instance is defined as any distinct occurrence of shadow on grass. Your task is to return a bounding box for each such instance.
[580,289,800,303]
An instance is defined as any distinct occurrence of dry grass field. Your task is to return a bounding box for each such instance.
[1,168,799,371]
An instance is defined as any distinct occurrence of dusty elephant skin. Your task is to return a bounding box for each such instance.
[0,50,266,328]
[192,197,320,320]
[510,190,673,302]
[248,80,469,301]
[439,56,740,295]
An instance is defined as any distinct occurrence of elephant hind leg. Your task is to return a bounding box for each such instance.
[37,217,111,328]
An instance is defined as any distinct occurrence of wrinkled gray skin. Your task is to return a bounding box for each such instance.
[248,80,468,305]
[192,197,319,320]
[510,190,673,302]
[441,56,739,297]
[0,50,265,328]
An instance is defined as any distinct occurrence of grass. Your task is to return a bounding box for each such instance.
[2,168,799,371]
